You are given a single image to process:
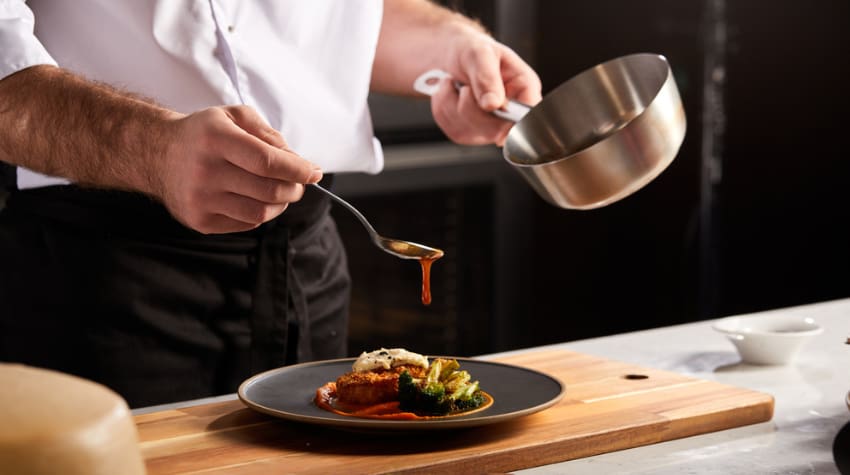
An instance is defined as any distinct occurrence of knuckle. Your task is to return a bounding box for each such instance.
[255,148,277,176]
[260,206,278,223]
[243,204,266,225]
[258,204,282,224]
[262,127,283,145]
[513,75,542,96]
[222,104,249,120]
[191,114,230,149]
[203,106,231,124]
[263,180,289,202]
[235,104,255,116]
[245,202,279,225]
[464,42,492,63]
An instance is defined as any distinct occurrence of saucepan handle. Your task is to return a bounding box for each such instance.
[412,68,531,123]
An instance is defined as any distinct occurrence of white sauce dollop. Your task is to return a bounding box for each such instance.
[352,348,429,372]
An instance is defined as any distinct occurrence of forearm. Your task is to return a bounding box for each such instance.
[0,65,180,196]
[371,0,490,96]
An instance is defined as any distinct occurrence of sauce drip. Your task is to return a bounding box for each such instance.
[419,256,438,306]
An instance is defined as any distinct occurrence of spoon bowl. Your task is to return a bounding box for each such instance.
[311,184,444,260]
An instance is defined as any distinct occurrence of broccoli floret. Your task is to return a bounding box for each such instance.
[445,370,471,394]
[448,380,485,412]
[437,359,460,380]
[397,364,486,416]
[419,383,452,415]
[417,380,447,414]
[449,379,477,400]
[399,370,449,414]
[453,391,486,411]
[398,370,418,410]
[425,359,442,385]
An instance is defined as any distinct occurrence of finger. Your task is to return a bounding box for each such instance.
[431,79,511,145]
[455,86,513,141]
[431,79,500,139]
[166,196,264,235]
[218,131,322,184]
[431,78,466,133]
[504,74,543,106]
[461,42,506,111]
[208,160,306,204]
[431,77,460,110]
[224,105,289,149]
[219,106,323,184]
[203,190,291,226]
[498,47,543,105]
[192,214,262,235]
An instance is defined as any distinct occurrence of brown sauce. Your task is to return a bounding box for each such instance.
[419,256,438,306]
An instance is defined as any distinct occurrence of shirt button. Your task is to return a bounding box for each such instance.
[227,25,235,33]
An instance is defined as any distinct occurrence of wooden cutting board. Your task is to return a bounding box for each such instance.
[134,349,774,474]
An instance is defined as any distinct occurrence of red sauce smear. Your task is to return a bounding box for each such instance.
[315,382,419,420]
[314,382,493,420]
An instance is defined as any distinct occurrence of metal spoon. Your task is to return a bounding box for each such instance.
[310,183,444,260]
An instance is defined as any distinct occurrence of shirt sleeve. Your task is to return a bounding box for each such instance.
[0,0,57,81]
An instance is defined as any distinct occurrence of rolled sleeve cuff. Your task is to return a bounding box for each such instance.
[0,5,57,81]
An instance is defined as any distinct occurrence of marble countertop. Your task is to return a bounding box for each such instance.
[503,298,850,474]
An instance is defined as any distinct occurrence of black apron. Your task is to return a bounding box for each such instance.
[0,176,350,408]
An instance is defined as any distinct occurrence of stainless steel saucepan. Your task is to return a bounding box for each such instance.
[413,53,687,209]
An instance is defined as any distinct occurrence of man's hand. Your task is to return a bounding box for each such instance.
[372,0,543,147]
[0,65,321,234]
[162,106,322,234]
[431,27,542,146]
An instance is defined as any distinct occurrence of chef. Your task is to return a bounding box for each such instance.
[0,0,541,407]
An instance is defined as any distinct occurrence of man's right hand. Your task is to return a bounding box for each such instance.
[161,105,322,234]
[0,66,321,235]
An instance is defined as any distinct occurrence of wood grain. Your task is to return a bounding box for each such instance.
[135,349,774,474]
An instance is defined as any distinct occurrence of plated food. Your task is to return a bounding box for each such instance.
[239,355,564,431]
[314,348,493,420]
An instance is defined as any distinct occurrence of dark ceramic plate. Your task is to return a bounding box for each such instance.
[238,357,565,431]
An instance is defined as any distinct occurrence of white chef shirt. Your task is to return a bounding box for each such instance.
[0,0,385,189]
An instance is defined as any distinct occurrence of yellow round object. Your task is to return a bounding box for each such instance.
[0,364,146,475]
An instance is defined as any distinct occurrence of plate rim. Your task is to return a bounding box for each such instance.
[237,356,566,431]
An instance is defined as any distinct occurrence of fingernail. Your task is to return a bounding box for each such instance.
[308,168,323,183]
[480,92,502,110]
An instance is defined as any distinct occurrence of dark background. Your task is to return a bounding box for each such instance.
[332,0,850,357]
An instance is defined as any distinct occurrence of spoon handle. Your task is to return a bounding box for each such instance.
[310,183,380,242]
[412,68,532,123]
